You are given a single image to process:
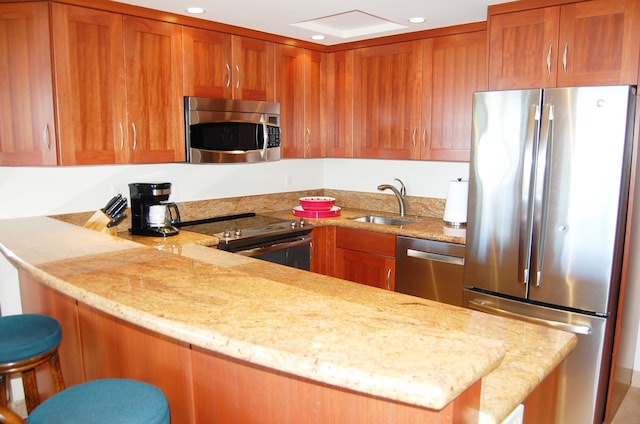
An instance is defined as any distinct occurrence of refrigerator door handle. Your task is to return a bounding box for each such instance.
[519,104,540,286]
[468,299,592,335]
[532,103,554,287]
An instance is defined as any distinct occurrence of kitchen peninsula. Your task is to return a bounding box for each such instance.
[0,216,576,423]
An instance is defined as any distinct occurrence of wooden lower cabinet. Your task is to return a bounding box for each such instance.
[334,227,396,290]
[18,271,483,423]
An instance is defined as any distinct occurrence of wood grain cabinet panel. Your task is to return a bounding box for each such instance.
[324,51,354,158]
[334,227,396,290]
[0,2,57,166]
[123,16,184,163]
[232,36,275,101]
[51,4,184,165]
[489,0,640,89]
[353,41,423,159]
[422,31,487,161]
[182,27,233,98]
[276,45,323,158]
[183,30,274,102]
[51,4,127,165]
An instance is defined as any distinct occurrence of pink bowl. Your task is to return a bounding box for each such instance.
[299,196,336,211]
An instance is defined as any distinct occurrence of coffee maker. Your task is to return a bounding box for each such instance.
[129,182,181,237]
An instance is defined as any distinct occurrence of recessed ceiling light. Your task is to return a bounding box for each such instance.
[311,35,326,41]
[408,17,425,24]
[186,7,205,14]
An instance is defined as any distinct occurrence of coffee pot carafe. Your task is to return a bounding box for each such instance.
[129,182,181,237]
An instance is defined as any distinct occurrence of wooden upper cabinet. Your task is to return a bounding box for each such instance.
[489,0,640,89]
[52,4,127,165]
[276,45,323,158]
[422,31,487,161]
[324,51,354,158]
[183,30,274,101]
[123,16,184,163]
[275,44,305,158]
[488,7,560,89]
[182,27,232,98]
[557,0,640,87]
[304,50,323,158]
[51,5,184,165]
[232,36,275,101]
[0,2,57,166]
[353,41,423,159]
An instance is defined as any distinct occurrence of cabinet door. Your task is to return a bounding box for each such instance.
[334,227,396,290]
[488,7,560,89]
[275,44,305,158]
[182,27,232,98]
[324,51,354,158]
[353,41,423,159]
[423,32,487,162]
[304,50,323,158]
[124,16,185,163]
[231,36,274,101]
[0,2,57,166]
[52,4,127,165]
[335,248,395,290]
[557,0,640,86]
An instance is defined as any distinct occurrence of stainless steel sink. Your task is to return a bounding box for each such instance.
[348,215,417,226]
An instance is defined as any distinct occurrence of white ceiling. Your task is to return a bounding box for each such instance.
[116,0,496,46]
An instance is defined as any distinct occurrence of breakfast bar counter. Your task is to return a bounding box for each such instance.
[0,216,576,423]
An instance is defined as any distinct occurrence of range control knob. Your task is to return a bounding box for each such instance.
[234,228,242,237]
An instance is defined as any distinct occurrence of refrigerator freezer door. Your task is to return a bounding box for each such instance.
[529,86,634,314]
[464,289,611,424]
[464,89,542,298]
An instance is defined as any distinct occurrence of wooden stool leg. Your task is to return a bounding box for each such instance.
[49,352,65,393]
[0,374,7,408]
[20,369,39,414]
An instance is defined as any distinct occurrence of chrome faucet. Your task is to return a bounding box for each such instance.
[377,178,407,216]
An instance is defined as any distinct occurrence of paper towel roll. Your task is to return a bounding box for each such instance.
[443,178,468,225]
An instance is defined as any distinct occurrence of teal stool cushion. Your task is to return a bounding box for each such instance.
[0,314,61,363]
[27,378,170,424]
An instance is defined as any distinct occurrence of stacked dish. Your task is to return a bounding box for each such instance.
[293,196,341,218]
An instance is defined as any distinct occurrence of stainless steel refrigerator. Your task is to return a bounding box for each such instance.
[463,85,636,424]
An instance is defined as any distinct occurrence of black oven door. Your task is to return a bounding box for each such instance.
[233,235,311,271]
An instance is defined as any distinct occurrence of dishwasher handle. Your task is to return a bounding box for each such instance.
[468,299,592,335]
[406,248,464,266]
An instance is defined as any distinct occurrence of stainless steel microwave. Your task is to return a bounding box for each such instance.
[184,97,281,163]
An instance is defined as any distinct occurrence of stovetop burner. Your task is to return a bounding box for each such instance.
[176,212,311,250]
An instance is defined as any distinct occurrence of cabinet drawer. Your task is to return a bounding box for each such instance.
[335,227,395,257]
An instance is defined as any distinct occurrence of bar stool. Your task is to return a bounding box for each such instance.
[0,314,65,413]
[0,379,170,424]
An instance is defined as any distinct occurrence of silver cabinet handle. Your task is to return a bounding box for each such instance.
[406,248,464,265]
[119,123,124,150]
[546,44,552,74]
[306,128,311,146]
[131,122,137,150]
[386,268,391,290]
[225,63,231,87]
[468,299,592,335]
[422,128,427,148]
[562,43,568,73]
[41,123,51,151]
[235,64,241,89]
[412,128,417,147]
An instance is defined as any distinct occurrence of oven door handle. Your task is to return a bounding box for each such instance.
[235,236,311,257]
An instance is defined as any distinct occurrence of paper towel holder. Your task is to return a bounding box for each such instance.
[443,178,468,227]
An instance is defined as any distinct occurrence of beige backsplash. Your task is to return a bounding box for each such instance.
[52,189,446,227]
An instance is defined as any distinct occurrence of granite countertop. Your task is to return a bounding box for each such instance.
[0,216,576,423]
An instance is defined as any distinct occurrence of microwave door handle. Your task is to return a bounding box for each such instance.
[260,123,268,159]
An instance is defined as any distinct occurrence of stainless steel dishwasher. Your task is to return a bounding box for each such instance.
[395,236,465,306]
